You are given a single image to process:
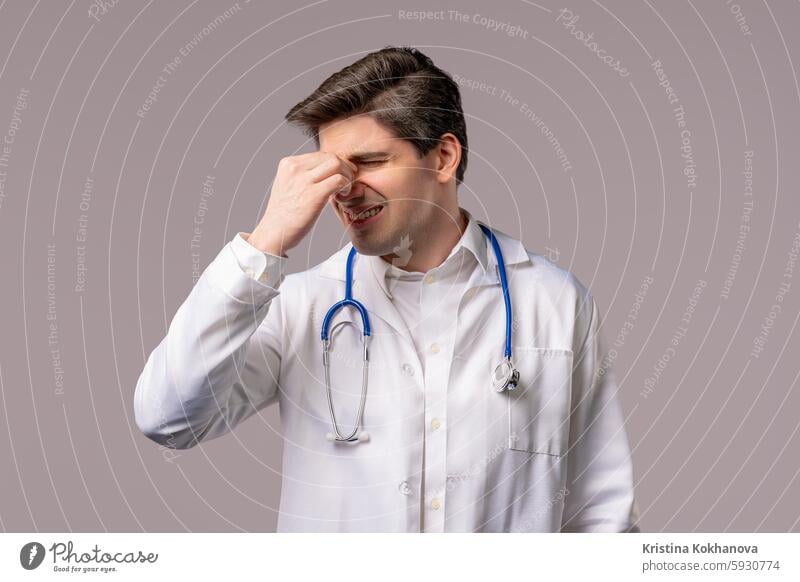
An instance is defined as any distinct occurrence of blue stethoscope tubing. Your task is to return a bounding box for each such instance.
[320,239,373,443]
[481,224,513,360]
[320,223,518,444]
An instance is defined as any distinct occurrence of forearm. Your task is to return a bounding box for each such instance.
[134,240,283,448]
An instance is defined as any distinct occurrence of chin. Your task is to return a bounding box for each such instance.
[349,240,377,256]
[349,236,392,257]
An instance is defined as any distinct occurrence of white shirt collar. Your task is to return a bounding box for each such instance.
[317,208,531,287]
[367,207,488,299]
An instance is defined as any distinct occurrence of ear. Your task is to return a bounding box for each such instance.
[433,132,461,184]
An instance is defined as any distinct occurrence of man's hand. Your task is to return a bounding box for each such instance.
[247,152,358,256]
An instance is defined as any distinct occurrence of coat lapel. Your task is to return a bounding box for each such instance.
[459,222,532,289]
[318,243,414,347]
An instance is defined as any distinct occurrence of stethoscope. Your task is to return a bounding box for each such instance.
[320,223,519,444]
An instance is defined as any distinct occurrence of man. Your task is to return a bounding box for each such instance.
[134,46,640,533]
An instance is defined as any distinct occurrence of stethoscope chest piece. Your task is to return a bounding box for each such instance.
[492,359,520,392]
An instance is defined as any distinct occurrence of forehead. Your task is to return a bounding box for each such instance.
[318,115,404,156]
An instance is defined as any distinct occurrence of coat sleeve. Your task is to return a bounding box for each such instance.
[560,288,641,532]
[133,236,286,450]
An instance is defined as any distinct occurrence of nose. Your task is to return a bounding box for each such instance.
[334,173,365,205]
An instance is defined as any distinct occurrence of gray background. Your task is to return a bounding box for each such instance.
[0,0,798,532]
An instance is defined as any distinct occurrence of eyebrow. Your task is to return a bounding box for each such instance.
[346,151,392,162]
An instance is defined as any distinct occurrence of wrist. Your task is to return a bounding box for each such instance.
[245,230,288,258]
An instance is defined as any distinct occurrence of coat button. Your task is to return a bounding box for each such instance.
[401,363,414,376]
[398,481,412,496]
[429,343,440,354]
[431,498,441,510]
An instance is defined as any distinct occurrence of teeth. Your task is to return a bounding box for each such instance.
[346,205,383,221]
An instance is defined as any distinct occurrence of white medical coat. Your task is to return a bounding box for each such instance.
[134,212,640,532]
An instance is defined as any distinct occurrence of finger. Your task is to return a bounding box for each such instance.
[311,172,350,202]
[308,153,354,185]
[342,157,358,172]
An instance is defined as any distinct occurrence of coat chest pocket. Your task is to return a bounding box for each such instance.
[505,348,573,456]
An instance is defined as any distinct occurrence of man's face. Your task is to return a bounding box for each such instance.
[319,115,440,258]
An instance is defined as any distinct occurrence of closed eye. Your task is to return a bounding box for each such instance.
[358,160,385,167]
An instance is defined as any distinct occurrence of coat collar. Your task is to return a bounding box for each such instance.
[317,207,530,342]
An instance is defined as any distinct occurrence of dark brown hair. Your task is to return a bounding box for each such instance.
[285,46,468,185]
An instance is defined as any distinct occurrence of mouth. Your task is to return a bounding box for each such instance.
[340,203,386,229]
